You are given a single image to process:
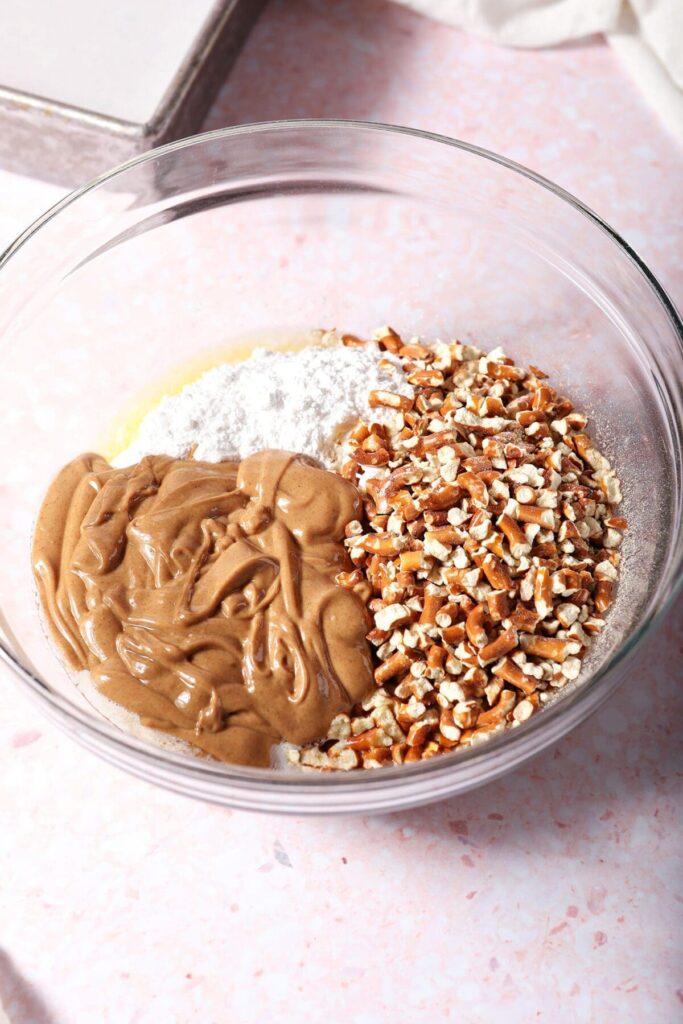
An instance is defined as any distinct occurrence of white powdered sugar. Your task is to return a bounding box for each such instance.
[113,342,413,469]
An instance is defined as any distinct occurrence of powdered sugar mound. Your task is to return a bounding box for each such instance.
[113,344,412,470]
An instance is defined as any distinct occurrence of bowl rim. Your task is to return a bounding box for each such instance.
[1,118,682,803]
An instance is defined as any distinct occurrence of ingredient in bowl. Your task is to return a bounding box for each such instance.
[113,340,413,470]
[32,449,374,766]
[291,328,626,770]
[31,327,626,774]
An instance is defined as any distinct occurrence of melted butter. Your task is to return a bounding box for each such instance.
[32,449,374,767]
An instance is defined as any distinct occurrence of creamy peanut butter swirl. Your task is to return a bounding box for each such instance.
[32,450,374,766]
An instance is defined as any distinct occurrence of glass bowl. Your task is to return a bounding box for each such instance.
[1,120,681,815]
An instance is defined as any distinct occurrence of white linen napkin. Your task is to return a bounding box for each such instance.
[394,0,683,143]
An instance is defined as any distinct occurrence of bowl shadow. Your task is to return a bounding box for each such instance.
[0,948,61,1024]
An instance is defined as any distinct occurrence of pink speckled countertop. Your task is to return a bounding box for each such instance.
[1,2,682,1022]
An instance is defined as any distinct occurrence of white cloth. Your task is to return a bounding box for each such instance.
[394,0,683,143]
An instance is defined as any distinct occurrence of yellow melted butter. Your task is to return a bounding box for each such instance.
[101,331,313,462]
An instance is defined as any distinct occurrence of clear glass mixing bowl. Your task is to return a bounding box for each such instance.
[1,121,681,814]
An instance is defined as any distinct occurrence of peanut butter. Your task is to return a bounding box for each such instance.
[32,449,374,766]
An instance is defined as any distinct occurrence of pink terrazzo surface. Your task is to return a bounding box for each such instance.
[0,2,682,1022]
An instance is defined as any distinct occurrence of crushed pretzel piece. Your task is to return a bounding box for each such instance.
[294,328,625,771]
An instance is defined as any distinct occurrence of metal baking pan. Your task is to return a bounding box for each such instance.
[0,0,267,187]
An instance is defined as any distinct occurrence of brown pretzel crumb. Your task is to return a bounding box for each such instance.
[293,328,626,771]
